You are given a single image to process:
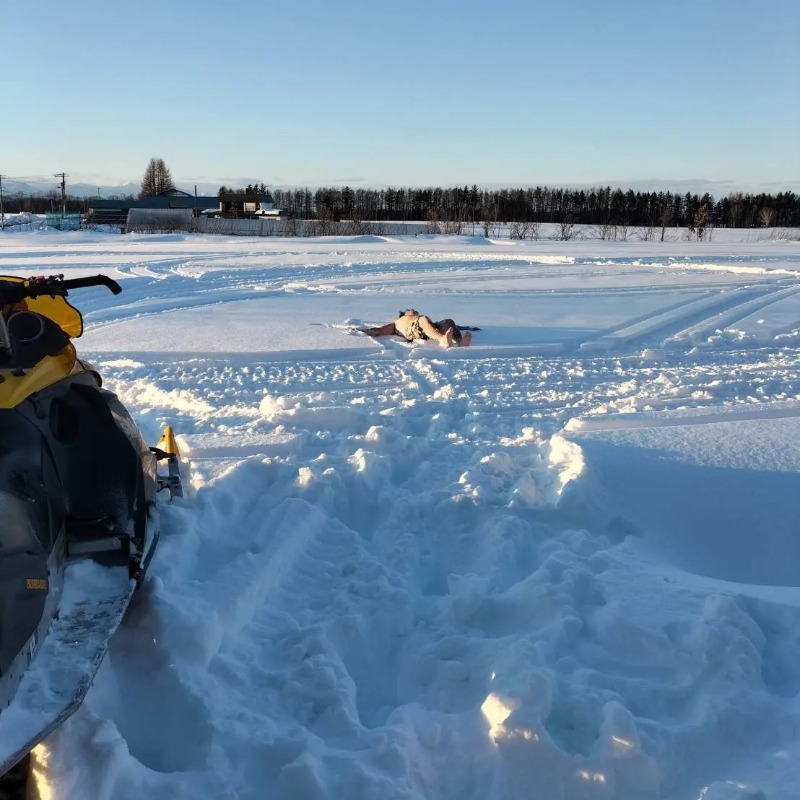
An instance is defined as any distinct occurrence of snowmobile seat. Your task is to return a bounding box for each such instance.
[44,381,141,532]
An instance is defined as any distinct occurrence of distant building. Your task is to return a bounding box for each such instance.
[88,190,219,227]
[88,190,279,227]
[217,192,274,218]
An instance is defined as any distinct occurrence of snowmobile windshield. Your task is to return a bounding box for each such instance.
[0,276,83,339]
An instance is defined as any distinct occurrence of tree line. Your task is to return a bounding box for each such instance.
[270,185,799,229]
[217,183,271,198]
[3,194,100,214]
[3,182,798,231]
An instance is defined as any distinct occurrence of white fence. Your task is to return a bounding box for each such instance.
[125,211,428,237]
[190,217,429,237]
[106,211,800,243]
[127,208,193,232]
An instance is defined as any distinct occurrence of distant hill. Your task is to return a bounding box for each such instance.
[3,178,234,197]
[4,179,142,199]
[3,177,798,199]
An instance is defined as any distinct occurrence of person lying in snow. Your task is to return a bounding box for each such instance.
[361,309,472,348]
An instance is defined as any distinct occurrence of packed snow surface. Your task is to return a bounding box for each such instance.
[2,228,800,799]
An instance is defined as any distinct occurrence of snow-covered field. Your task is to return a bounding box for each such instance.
[3,227,800,800]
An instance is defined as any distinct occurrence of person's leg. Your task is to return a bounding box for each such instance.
[458,331,472,347]
[361,322,397,336]
[434,319,459,338]
[417,316,452,347]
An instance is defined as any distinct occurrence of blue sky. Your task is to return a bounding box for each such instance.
[4,0,799,191]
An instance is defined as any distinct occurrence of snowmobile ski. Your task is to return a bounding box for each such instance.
[0,564,135,775]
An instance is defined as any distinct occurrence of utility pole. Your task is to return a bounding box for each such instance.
[54,172,68,217]
[0,174,6,228]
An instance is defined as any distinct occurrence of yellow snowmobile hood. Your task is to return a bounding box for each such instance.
[0,276,84,409]
[0,276,84,339]
[0,346,79,409]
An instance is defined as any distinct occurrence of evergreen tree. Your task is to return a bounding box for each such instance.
[139,158,177,198]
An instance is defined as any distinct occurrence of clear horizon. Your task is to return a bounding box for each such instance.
[5,0,799,190]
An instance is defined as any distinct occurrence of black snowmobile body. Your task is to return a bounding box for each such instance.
[0,274,181,777]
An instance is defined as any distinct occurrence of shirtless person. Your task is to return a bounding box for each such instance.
[362,309,472,348]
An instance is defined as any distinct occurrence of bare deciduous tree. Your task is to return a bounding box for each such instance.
[441,217,464,235]
[695,204,709,240]
[639,225,656,241]
[481,203,498,237]
[509,221,532,239]
[687,203,711,241]
[660,206,673,242]
[759,206,775,227]
[425,210,442,234]
[727,192,745,228]
[284,213,299,237]
[559,216,577,241]
[595,220,616,241]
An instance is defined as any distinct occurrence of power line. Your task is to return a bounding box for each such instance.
[54,172,68,217]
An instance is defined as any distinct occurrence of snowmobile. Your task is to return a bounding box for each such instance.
[0,273,182,777]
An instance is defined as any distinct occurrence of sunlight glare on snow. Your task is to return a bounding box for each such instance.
[480,692,540,744]
[30,743,54,800]
[576,769,607,784]
[610,734,636,754]
[480,692,517,741]
[296,466,315,486]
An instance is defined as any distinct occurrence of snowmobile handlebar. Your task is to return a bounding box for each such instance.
[0,274,122,306]
[56,275,123,295]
